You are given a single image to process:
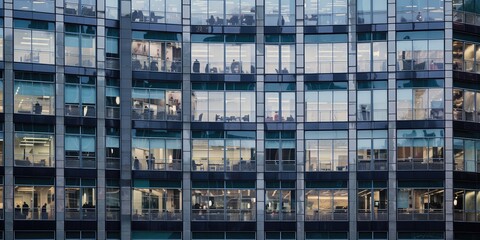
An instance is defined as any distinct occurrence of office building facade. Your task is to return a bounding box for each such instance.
[0,0,476,239]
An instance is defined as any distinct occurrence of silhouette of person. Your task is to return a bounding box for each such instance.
[231,59,240,73]
[42,203,48,219]
[193,59,200,73]
[416,12,423,22]
[134,156,140,170]
[145,155,151,170]
[208,15,215,25]
[22,202,30,219]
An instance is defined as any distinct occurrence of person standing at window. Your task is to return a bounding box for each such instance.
[416,12,423,21]
[134,156,140,170]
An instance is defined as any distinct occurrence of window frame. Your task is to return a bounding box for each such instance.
[305,131,349,172]
[357,181,388,221]
[191,131,256,172]
[65,75,97,117]
[65,178,96,221]
[396,129,444,171]
[64,25,96,68]
[13,20,55,65]
[132,130,182,171]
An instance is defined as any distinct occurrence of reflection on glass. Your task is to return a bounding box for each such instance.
[192,91,254,122]
[357,130,388,171]
[397,38,444,71]
[106,186,120,220]
[14,132,54,167]
[357,0,387,24]
[397,129,444,171]
[397,88,444,120]
[305,0,348,25]
[65,75,96,117]
[191,0,256,25]
[306,189,348,221]
[265,189,296,221]
[14,29,55,64]
[358,187,387,221]
[397,0,444,22]
[454,189,480,222]
[191,42,255,74]
[397,188,444,221]
[15,0,55,13]
[132,0,181,24]
[14,79,54,115]
[192,138,256,172]
[132,89,181,121]
[453,138,480,172]
[192,189,256,221]
[65,128,96,169]
[132,137,182,171]
[265,0,294,26]
[306,131,348,172]
[305,43,347,73]
[306,90,347,122]
[64,0,96,16]
[132,188,182,220]
[65,181,96,220]
[106,0,119,19]
[14,185,55,220]
[265,92,295,122]
[132,40,182,72]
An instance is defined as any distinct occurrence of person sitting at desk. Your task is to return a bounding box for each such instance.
[229,15,239,25]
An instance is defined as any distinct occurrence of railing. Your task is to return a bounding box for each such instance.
[454,11,480,26]
[106,157,120,169]
[307,162,348,172]
[65,208,96,220]
[106,208,120,221]
[265,161,295,172]
[305,210,348,221]
[14,155,53,167]
[357,209,388,221]
[106,57,120,70]
[106,106,120,119]
[397,59,444,71]
[192,160,256,172]
[265,210,296,221]
[132,209,182,221]
[132,158,182,171]
[15,207,54,220]
[132,10,181,24]
[65,104,96,117]
[192,209,255,221]
[453,109,480,123]
[106,6,118,20]
[454,210,480,222]
[398,209,444,221]
[357,160,387,171]
[132,109,181,121]
[397,108,444,121]
[357,109,388,121]
[397,158,444,170]
[132,56,182,73]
